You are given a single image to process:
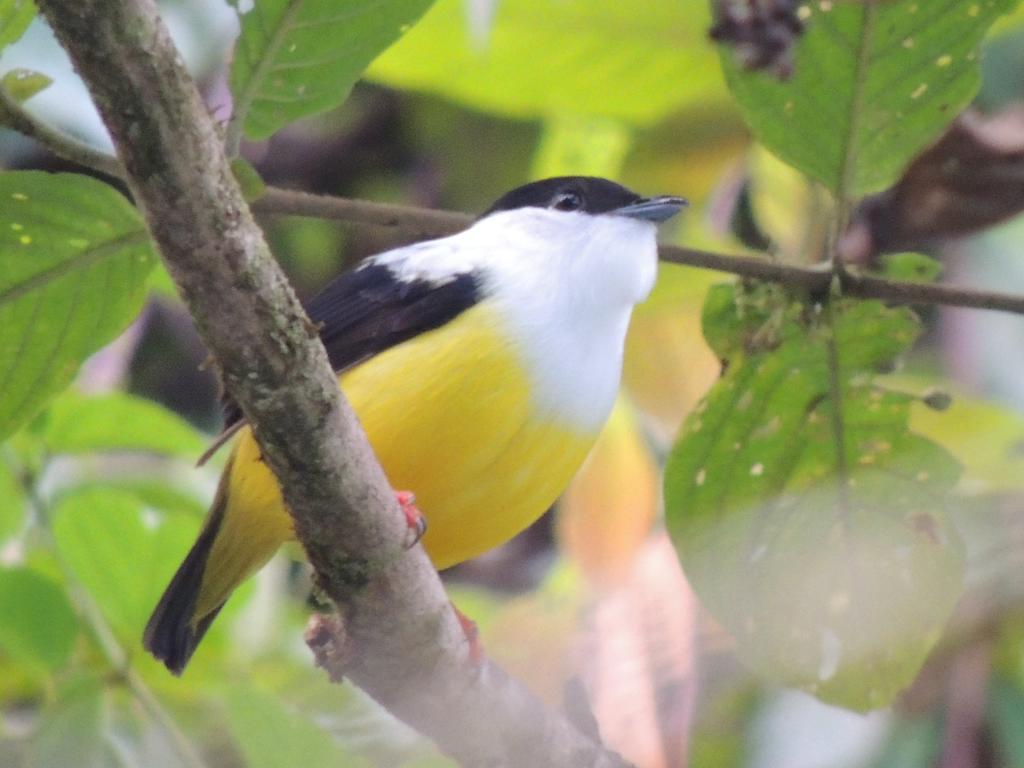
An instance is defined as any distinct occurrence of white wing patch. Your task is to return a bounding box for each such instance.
[368,238,477,286]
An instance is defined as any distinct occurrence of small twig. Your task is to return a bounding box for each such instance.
[840,272,1024,315]
[253,187,1024,317]
[0,85,123,178]
[4,87,1024,319]
[252,186,471,239]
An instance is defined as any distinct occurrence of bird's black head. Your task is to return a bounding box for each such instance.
[484,176,639,216]
[482,176,686,223]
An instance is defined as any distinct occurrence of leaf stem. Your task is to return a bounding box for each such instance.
[0,86,122,178]
[837,2,878,206]
[823,295,851,522]
[224,0,305,156]
[824,0,878,525]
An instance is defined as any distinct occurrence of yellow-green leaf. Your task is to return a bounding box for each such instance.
[0,567,78,671]
[370,0,726,124]
[230,0,436,140]
[0,67,50,102]
[51,487,199,643]
[231,156,267,202]
[41,391,206,458]
[225,686,369,768]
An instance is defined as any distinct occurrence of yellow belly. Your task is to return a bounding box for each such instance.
[343,304,597,567]
[198,305,597,617]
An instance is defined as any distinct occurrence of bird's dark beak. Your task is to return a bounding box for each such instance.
[614,196,687,223]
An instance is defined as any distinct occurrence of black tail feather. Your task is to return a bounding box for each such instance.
[143,475,229,675]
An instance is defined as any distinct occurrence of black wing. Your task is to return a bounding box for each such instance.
[217,260,481,434]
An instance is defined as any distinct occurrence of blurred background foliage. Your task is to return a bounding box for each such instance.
[3,0,1024,766]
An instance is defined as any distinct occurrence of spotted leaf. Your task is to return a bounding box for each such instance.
[0,172,155,442]
[229,0,436,141]
[665,284,964,710]
[719,0,1019,198]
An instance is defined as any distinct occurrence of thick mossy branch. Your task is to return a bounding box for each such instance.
[33,1,629,765]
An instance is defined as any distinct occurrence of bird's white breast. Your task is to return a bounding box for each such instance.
[472,209,658,432]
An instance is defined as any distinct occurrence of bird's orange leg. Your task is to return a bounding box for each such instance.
[393,492,480,663]
[395,490,427,548]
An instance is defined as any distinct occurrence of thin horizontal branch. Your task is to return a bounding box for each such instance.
[841,271,1024,314]
[4,92,1022,317]
[0,85,123,178]
[34,1,630,765]
[255,186,1024,316]
[253,185,472,239]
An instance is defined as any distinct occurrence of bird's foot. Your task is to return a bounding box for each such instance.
[395,490,427,549]
[452,603,484,666]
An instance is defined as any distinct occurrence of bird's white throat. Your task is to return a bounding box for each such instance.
[376,207,660,432]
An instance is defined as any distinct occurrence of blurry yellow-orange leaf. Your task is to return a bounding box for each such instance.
[479,569,584,704]
[559,399,659,588]
[624,270,721,442]
[748,144,833,262]
[626,109,748,207]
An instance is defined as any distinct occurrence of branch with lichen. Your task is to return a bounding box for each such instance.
[30,1,631,765]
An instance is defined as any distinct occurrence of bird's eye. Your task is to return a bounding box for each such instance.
[551,191,583,212]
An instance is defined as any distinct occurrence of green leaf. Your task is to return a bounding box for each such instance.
[878,252,943,284]
[0,567,78,671]
[0,457,26,540]
[0,172,155,443]
[102,685,184,768]
[230,156,267,202]
[867,715,942,768]
[369,0,725,124]
[51,487,198,643]
[0,0,34,53]
[665,285,964,710]
[230,0,436,141]
[991,678,1024,767]
[224,685,369,768]
[530,114,632,179]
[98,479,207,518]
[41,391,206,457]
[26,675,119,768]
[719,0,1019,198]
[0,68,51,102]
[145,261,180,299]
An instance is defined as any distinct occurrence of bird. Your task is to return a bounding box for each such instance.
[143,176,685,674]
